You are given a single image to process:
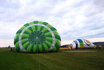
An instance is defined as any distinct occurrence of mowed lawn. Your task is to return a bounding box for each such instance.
[0,48,104,70]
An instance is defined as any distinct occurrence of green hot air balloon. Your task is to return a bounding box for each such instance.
[14,21,61,52]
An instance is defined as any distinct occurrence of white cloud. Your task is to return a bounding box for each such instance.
[0,0,104,46]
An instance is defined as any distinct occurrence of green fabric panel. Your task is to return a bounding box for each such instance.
[24,23,30,27]
[45,35,52,38]
[41,27,48,32]
[36,21,48,25]
[46,24,56,31]
[24,42,30,50]
[15,42,20,52]
[29,22,35,25]
[78,39,84,48]
[55,39,60,43]
[50,39,60,52]
[52,47,57,52]
[24,28,32,34]
[16,29,22,34]
[45,32,51,36]
[21,37,28,40]
[21,39,28,43]
[36,44,39,52]
[53,31,58,35]
[38,44,43,52]
[39,26,44,32]
[22,34,29,37]
[41,44,45,52]
[42,22,48,25]
[43,30,50,34]
[38,21,43,24]
[23,31,30,34]
[80,43,84,48]
[33,45,37,52]
[44,41,52,48]
[45,38,52,44]
[14,38,18,45]
[54,34,61,40]
[50,27,56,31]
[19,26,26,31]
[37,25,42,31]
[27,44,32,51]
[22,42,29,49]
[21,39,28,46]
[33,21,38,24]
[31,26,36,31]
[14,34,20,44]
[28,27,34,32]
[15,42,19,47]
[52,39,60,52]
[30,44,34,52]
[44,41,51,49]
[42,43,49,51]
[46,24,53,28]
[44,31,50,35]
[35,26,38,31]
[45,37,52,41]
[15,34,20,38]
[54,39,60,50]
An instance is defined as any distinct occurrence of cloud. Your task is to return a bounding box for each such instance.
[0,0,104,43]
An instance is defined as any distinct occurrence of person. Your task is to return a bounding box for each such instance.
[8,45,10,48]
[8,45,12,51]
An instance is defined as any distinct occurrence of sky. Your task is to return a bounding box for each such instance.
[0,0,104,46]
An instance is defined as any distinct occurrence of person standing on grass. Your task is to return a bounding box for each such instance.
[8,45,12,51]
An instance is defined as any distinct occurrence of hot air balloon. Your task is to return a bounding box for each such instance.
[69,39,96,49]
[14,21,61,52]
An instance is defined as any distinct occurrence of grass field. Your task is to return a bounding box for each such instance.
[0,48,104,70]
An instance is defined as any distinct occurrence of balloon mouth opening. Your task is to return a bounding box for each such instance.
[28,31,46,44]
[35,37,39,39]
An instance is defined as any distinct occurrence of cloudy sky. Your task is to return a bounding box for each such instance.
[0,0,104,46]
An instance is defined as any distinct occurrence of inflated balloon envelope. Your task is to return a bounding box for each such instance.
[14,21,61,52]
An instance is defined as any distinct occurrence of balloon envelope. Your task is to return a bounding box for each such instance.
[14,21,61,52]
[69,39,95,49]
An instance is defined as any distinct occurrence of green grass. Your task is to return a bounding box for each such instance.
[0,48,104,70]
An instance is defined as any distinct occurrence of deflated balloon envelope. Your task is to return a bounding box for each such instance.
[69,39,95,49]
[14,21,61,52]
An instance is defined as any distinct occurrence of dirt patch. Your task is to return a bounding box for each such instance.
[63,50,96,53]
